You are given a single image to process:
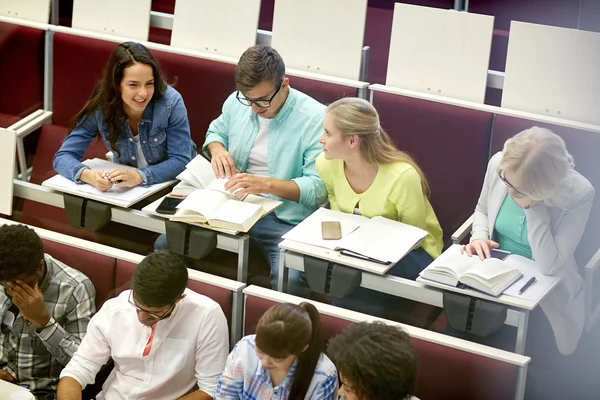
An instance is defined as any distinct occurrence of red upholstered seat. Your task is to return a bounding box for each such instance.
[0,113,20,129]
[41,239,117,309]
[0,22,44,117]
[115,259,234,329]
[372,91,493,246]
[244,294,518,400]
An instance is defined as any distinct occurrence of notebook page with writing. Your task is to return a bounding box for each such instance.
[282,208,366,250]
[337,216,427,263]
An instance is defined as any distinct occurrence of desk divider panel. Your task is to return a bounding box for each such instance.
[502,21,600,125]
[171,0,261,59]
[72,0,152,41]
[272,0,368,81]
[0,0,51,24]
[386,4,494,103]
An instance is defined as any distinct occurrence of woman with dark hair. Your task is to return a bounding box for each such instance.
[53,41,195,190]
[215,302,337,400]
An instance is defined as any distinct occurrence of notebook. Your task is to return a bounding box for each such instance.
[173,155,246,200]
[283,208,428,265]
[169,189,282,232]
[420,251,523,297]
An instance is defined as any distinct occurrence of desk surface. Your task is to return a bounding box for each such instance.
[279,239,394,275]
[0,379,28,399]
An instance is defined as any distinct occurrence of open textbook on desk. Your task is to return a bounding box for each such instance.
[419,244,559,299]
[171,155,246,200]
[282,208,428,265]
[170,188,282,232]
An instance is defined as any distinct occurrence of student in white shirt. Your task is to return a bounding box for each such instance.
[327,321,420,400]
[215,302,338,399]
[57,251,229,400]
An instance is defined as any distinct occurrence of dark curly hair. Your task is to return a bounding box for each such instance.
[327,321,418,400]
[0,224,44,282]
[132,251,188,308]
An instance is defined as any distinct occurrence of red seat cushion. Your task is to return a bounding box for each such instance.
[0,22,44,117]
[244,294,518,400]
[372,92,493,246]
[41,239,116,309]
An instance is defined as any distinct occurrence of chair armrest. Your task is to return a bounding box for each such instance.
[584,246,600,333]
[451,214,474,244]
[8,110,53,139]
[585,247,600,273]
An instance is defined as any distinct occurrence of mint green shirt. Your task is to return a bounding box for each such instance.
[494,195,533,259]
[202,87,327,225]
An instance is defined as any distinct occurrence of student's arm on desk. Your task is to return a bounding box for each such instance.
[57,377,83,400]
[525,187,595,275]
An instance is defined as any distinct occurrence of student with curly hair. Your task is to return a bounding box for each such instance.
[327,321,419,400]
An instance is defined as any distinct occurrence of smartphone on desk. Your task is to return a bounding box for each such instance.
[490,248,511,261]
[156,196,184,215]
[321,221,342,240]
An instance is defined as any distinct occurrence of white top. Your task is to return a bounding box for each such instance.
[133,135,149,168]
[246,116,270,177]
[60,289,229,399]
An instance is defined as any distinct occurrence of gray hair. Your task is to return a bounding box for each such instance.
[499,126,574,202]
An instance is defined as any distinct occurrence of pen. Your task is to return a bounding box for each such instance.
[518,277,537,295]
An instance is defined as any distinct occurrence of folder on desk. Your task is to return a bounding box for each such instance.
[283,208,428,265]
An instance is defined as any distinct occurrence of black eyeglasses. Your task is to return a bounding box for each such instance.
[236,80,283,108]
[498,170,528,198]
[128,291,176,321]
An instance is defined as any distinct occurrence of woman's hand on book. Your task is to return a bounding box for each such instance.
[461,239,499,260]
[106,168,143,187]
[81,169,113,192]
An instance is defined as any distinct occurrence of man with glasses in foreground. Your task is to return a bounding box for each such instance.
[57,251,229,400]
[203,45,327,293]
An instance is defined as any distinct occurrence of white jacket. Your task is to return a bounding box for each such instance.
[471,152,595,355]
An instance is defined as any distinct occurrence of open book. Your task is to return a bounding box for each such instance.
[283,208,428,265]
[420,252,523,297]
[169,189,282,232]
[172,155,246,200]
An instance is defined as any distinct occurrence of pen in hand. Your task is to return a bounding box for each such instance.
[518,277,537,295]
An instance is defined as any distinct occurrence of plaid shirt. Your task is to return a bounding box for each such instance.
[215,335,338,400]
[0,254,96,391]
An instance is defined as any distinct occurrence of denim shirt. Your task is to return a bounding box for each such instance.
[53,86,196,186]
[202,87,327,225]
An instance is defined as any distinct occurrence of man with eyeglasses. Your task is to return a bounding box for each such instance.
[57,251,229,400]
[202,45,327,293]
[0,224,95,397]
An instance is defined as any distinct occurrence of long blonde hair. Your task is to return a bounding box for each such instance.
[327,97,430,196]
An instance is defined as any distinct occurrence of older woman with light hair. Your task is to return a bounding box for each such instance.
[462,126,595,355]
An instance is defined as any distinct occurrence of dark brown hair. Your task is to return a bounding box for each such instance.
[235,45,285,92]
[69,41,168,156]
[255,302,322,400]
[327,322,419,400]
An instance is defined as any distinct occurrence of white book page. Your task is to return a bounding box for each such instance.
[209,200,263,225]
[186,155,216,188]
[175,189,227,219]
[338,216,427,263]
[176,168,202,188]
[43,159,157,203]
[465,257,518,280]
[282,208,366,250]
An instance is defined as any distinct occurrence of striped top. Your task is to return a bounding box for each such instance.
[215,335,338,400]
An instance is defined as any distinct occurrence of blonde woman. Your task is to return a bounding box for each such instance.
[316,97,443,318]
[462,126,595,355]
